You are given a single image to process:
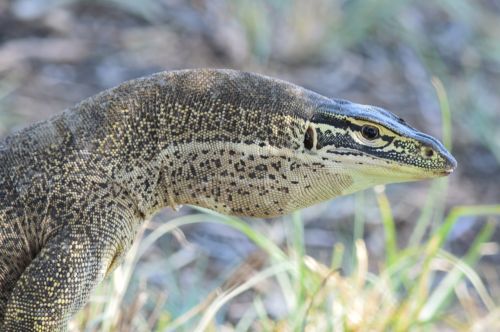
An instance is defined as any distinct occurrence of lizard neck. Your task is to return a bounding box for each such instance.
[66,69,329,218]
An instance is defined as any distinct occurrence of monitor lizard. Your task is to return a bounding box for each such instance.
[0,69,456,331]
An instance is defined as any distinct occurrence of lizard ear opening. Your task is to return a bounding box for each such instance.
[304,125,316,150]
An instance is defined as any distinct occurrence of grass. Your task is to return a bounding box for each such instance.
[72,199,500,331]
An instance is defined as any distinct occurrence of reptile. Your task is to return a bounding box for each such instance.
[0,68,456,331]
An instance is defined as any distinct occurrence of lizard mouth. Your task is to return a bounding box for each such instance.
[352,156,456,180]
[434,168,454,177]
[435,165,456,176]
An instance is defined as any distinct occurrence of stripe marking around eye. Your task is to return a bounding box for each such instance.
[314,121,395,151]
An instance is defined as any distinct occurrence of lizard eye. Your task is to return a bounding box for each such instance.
[361,125,380,140]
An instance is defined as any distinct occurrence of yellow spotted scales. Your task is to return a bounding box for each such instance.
[0,69,456,330]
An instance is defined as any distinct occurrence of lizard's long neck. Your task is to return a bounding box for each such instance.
[23,70,323,217]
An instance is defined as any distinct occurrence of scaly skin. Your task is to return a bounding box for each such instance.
[0,69,456,330]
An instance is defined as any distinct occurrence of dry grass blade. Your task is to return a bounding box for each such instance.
[165,249,268,331]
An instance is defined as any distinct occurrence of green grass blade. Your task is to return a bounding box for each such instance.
[352,191,366,268]
[433,206,500,252]
[409,180,445,246]
[419,221,496,322]
[374,186,398,266]
[290,210,308,328]
[432,77,453,151]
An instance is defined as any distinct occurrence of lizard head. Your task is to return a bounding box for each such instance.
[294,99,457,202]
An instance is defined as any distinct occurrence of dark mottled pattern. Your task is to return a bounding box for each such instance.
[0,69,456,331]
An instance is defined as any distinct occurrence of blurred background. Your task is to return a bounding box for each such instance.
[0,0,499,331]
